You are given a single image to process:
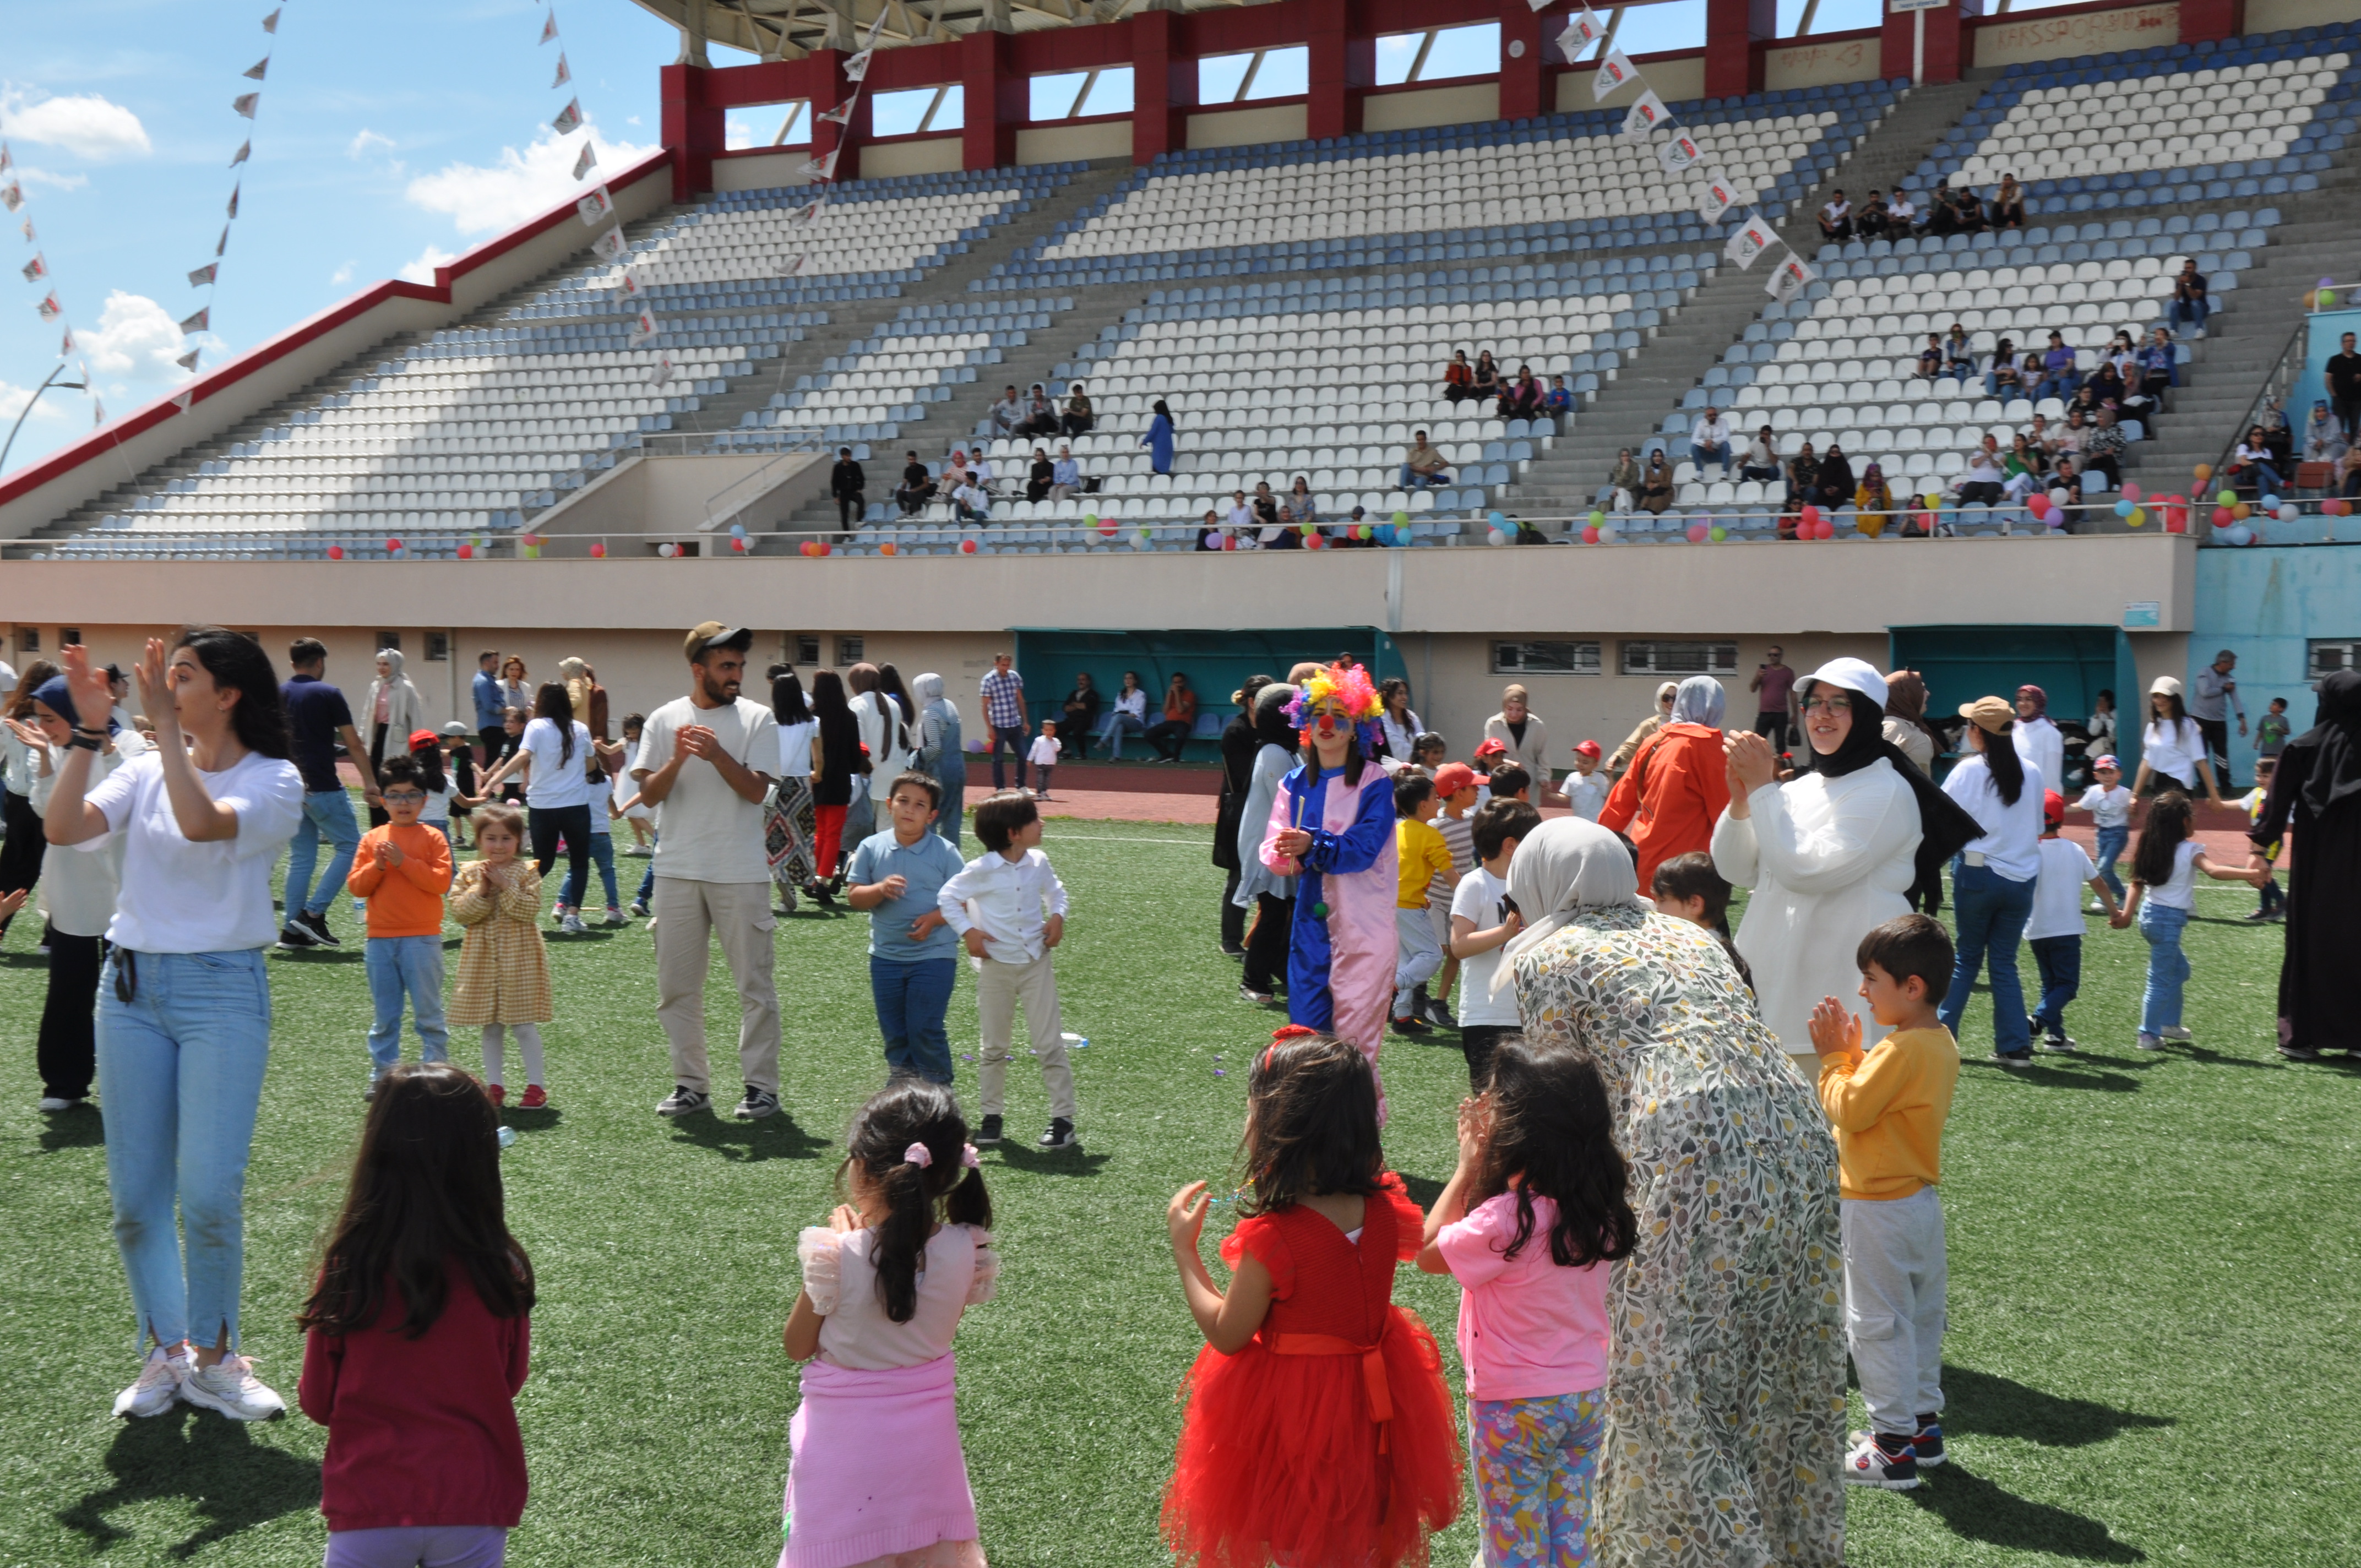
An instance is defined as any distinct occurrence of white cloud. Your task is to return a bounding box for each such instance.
[404,123,657,235]
[0,379,72,422]
[398,244,459,285]
[17,167,90,192]
[626,115,643,127]
[347,128,395,159]
[0,90,151,161]
[727,119,755,150]
[330,260,355,285]
[78,291,195,382]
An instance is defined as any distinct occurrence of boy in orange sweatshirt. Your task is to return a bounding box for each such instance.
[349,754,455,1093]
[1808,912,1961,1494]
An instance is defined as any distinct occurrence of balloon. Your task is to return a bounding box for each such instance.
[960,538,978,554]
[1219,532,1237,551]
[2232,502,2251,521]
[1925,491,1944,509]
[2114,499,2134,518]
[2028,494,2049,518]
[2319,290,2338,309]
[327,545,344,560]
[2217,489,2237,505]
[1487,528,1509,546]
[875,541,893,556]
[1391,509,1410,525]
[2048,488,2070,509]
[1581,525,1601,543]
[1587,509,1605,529]
[587,541,605,558]
[2260,493,2280,511]
[2211,507,2235,528]
[1597,522,1619,543]
[658,542,677,557]
[1818,517,1837,539]
[1799,504,1821,527]
[2332,499,2352,518]
[1304,532,1325,549]
[1488,510,1508,531]
[2227,524,2254,546]
[2193,462,2212,482]
[814,541,831,557]
[2164,510,2187,533]
[1687,522,1708,542]
[458,543,474,559]
[2126,507,2146,528]
[730,523,746,537]
[1708,525,1728,542]
[2120,481,2141,502]
[1299,521,1315,537]
[2279,503,2302,522]
[1356,523,1373,540]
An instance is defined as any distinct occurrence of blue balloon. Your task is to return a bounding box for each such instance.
[1488,509,1507,530]
[731,522,747,537]
[2114,498,2134,517]
[2260,494,2280,511]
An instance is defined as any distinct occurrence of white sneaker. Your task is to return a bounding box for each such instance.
[2160,1025,2193,1042]
[179,1352,286,1422]
[112,1345,192,1419]
[560,912,586,935]
[38,1095,82,1112]
[2136,1033,2165,1050]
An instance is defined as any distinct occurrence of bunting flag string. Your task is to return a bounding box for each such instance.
[5,138,98,424]
[536,4,648,373]
[183,2,294,382]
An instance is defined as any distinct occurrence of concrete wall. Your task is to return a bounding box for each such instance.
[1018,119,1134,165]
[1559,55,1705,111]
[859,135,967,178]
[1765,34,1885,91]
[528,450,827,549]
[710,149,814,190]
[2192,543,2361,782]
[1971,2,2182,67]
[1188,102,1312,149]
[1362,82,1502,133]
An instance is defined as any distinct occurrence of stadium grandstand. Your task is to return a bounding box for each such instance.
[2,0,2355,780]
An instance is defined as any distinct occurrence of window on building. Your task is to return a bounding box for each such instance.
[836,635,865,666]
[769,100,811,147]
[376,631,402,652]
[1374,22,1503,87]
[2308,639,2360,680]
[1610,0,1706,52]
[1776,0,1882,37]
[17,629,40,653]
[61,628,81,647]
[871,84,962,138]
[1493,640,1602,676]
[1198,46,1310,105]
[795,634,823,666]
[1031,67,1134,121]
[1620,641,1738,677]
[425,633,450,662]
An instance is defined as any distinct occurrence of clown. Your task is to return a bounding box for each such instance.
[1259,663,1399,1103]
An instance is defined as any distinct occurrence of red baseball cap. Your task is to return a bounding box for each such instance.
[1432,762,1478,796]
[1473,738,1509,758]
[2042,789,2065,829]
[408,729,442,750]
[1574,738,1603,758]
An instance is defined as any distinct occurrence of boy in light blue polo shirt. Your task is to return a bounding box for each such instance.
[845,769,969,1085]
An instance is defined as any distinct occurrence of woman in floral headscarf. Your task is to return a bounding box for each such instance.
[1854,461,1897,537]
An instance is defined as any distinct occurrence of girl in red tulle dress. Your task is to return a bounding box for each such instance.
[1162,1027,1460,1568]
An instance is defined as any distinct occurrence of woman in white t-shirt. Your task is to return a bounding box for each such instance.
[480,682,595,933]
[1938,696,2047,1063]
[2132,675,2223,804]
[766,671,820,909]
[43,632,303,1424]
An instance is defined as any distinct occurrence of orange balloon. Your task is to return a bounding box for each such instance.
[2231,502,2251,521]
[2193,462,2212,482]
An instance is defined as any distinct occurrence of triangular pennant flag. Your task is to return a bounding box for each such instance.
[1567,7,1607,51]
[233,91,260,118]
[863,2,889,46]
[575,185,613,224]
[1657,132,1704,175]
[1766,251,1814,303]
[798,149,839,181]
[1724,212,1776,270]
[173,390,195,411]
[650,353,675,386]
[93,399,105,426]
[0,183,20,214]
[36,292,61,321]
[540,9,559,43]
[779,252,809,276]
[572,140,597,180]
[819,100,855,125]
[552,53,572,88]
[591,226,627,263]
[189,263,219,287]
[1696,171,1740,224]
[226,183,241,219]
[230,139,251,166]
[177,348,201,371]
[0,142,12,173]
[215,225,230,257]
[243,56,270,80]
[61,328,74,355]
[628,307,659,347]
[181,306,211,333]
[262,8,281,33]
[617,269,641,298]
[1621,90,1669,140]
[843,48,874,80]
[19,216,33,242]
[552,98,583,135]
[790,199,821,224]
[21,253,46,282]
[1591,48,1636,101]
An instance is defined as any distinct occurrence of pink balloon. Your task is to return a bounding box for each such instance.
[1687,522,1708,542]
[1581,525,1601,544]
[2120,481,2141,502]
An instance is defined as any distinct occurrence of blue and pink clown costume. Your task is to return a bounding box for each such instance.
[1257,665,1400,1102]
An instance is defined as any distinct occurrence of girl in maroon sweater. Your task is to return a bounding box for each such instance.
[298,1063,534,1568]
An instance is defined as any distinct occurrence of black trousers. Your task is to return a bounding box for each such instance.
[1220,866,1247,952]
[479,726,505,766]
[1754,711,1793,754]
[2196,716,2234,791]
[1243,893,1294,996]
[1145,718,1191,760]
[836,492,863,526]
[39,932,102,1101]
[367,721,391,828]
[1459,1025,1517,1093]
[529,803,592,910]
[0,788,46,935]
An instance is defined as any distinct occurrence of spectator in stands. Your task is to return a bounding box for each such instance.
[1020,384,1059,439]
[990,385,1024,438]
[2306,400,2344,461]
[1925,180,1960,237]
[1062,382,1094,437]
[1992,175,2026,229]
[1152,674,1205,759]
[1855,461,1897,537]
[1603,448,1641,508]
[1225,491,1255,535]
[1818,189,1853,243]
[942,448,974,494]
[1813,444,1855,513]
[1741,427,1781,485]
[1442,350,1475,403]
[1471,351,1502,406]
[1960,437,2007,507]
[1916,334,1946,381]
[1542,374,1571,420]
[1401,431,1452,490]
[2140,326,2180,389]
[1049,446,1081,502]
[1501,364,1542,422]
[1250,481,1282,531]
[1287,477,1320,527]
[1985,337,2022,400]
[1268,506,1305,549]
[2229,425,2283,497]
[1059,673,1101,745]
[1857,189,1891,242]
[1690,405,1733,478]
[2006,433,2043,485]
[2082,361,2125,412]
[2055,409,2088,461]
[830,447,865,529]
[1197,511,1225,551]
[2327,331,2361,440]
[2337,443,2361,499]
[2050,455,2086,518]
[2261,397,2294,469]
[2083,410,2130,491]
[1024,448,1054,504]
[2171,260,2210,335]
[1639,451,1674,514]
[1886,188,1917,231]
[2037,332,2078,403]
[1143,399,1175,476]
[1943,324,1976,380]
[1096,670,1149,758]
[2119,366,2163,429]
[896,451,935,517]
[970,448,999,496]
[951,475,991,524]
[1783,441,1820,508]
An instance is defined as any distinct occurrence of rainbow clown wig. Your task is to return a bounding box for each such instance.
[1285,661,1385,752]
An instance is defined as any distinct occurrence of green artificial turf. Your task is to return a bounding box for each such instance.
[2,812,2356,1567]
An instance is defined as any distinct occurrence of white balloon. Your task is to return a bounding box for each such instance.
[1486,529,1509,546]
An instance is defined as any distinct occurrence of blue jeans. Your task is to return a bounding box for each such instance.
[2138,901,2190,1036]
[1939,860,2036,1054]
[2173,297,2208,331]
[2093,824,2130,901]
[871,955,957,1084]
[285,788,361,919]
[96,948,272,1351]
[1096,712,1148,759]
[587,829,619,908]
[1399,464,1451,488]
[2028,934,2082,1037]
[636,829,657,904]
[1690,440,1731,476]
[988,725,1030,790]
[2036,374,2075,404]
[365,933,449,1074]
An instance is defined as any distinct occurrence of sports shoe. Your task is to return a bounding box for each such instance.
[603,906,627,927]
[2278,1042,2323,1061]
[628,899,650,919]
[1912,1415,1946,1469]
[1425,998,1458,1030]
[1220,944,1248,960]
[276,922,317,949]
[1038,1117,1080,1150]
[485,1084,507,1107]
[181,1352,286,1422]
[656,1086,710,1117]
[1239,983,1275,1005]
[300,910,340,947]
[113,1345,191,1419]
[1391,1011,1430,1034]
[2136,1033,2164,1051]
[735,1087,780,1120]
[1989,1050,2032,1066]
[519,1084,548,1110]
[1842,1431,1919,1490]
[2160,1025,2193,1042]
[559,912,586,935]
[2041,1034,2077,1053]
[38,1095,84,1112]
[974,1114,1004,1146]
[2243,908,2275,922]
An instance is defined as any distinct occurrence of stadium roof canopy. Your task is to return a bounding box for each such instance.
[628,0,1224,62]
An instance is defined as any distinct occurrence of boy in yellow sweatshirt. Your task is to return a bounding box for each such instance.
[1809,912,1961,1493]
[1390,772,1458,1033]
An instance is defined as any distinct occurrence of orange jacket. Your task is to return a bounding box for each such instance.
[1597,723,1731,892]
[347,822,454,937]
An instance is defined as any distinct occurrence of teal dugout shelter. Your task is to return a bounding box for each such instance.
[1888,626,2141,782]
[1010,628,1407,759]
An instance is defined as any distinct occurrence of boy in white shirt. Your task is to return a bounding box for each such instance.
[2025,791,2120,1052]
[1447,798,1542,1090]
[2075,755,2132,907]
[938,790,1078,1150]
[1027,720,1062,801]
[1562,739,1609,821]
[1420,761,1481,1030]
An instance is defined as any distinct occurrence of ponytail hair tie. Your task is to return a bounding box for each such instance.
[961,1144,981,1168]
[904,1142,934,1168]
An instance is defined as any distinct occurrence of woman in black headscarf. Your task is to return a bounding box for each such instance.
[2249,670,2361,1059]
[1811,444,1856,513]
[1213,675,1272,959]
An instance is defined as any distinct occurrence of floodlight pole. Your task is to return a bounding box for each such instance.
[0,362,89,478]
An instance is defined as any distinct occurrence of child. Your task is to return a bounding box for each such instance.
[1807,913,1962,1491]
[1421,760,1481,1029]
[2110,790,2263,1049]
[1390,772,1457,1033]
[449,804,554,1108]
[497,707,527,803]
[1561,738,1608,821]
[2255,696,2291,763]
[1408,731,1449,776]
[1471,737,1509,805]
[583,771,626,928]
[845,771,966,1085]
[438,721,475,848]
[1163,1028,1460,1567]
[1487,762,1532,805]
[1417,1037,1638,1565]
[781,1081,995,1568]
[2076,754,2132,906]
[347,755,455,1094]
[2242,756,2285,922]
[938,791,1078,1150]
[2024,791,2119,1053]
[1027,719,1062,801]
[1650,850,1752,991]
[406,729,455,850]
[298,1062,534,1566]
[616,712,656,854]
[1449,798,1539,1091]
